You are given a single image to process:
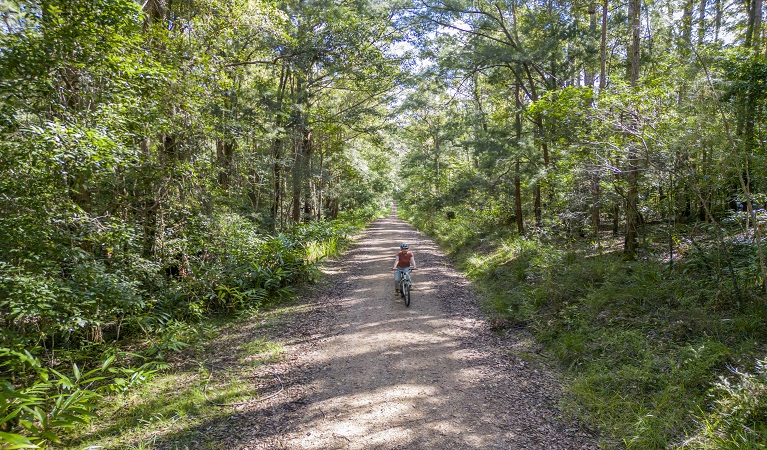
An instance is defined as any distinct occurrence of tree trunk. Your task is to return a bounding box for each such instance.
[746,0,763,47]
[318,148,324,220]
[753,0,762,49]
[624,0,641,259]
[142,0,167,29]
[270,63,289,230]
[534,184,542,228]
[697,0,708,45]
[216,139,236,189]
[290,66,311,224]
[291,138,303,223]
[434,134,441,196]
[682,0,694,48]
[624,153,639,258]
[514,85,525,234]
[627,0,641,85]
[590,175,601,237]
[271,138,284,230]
[303,134,315,219]
[247,172,261,211]
[585,2,599,86]
[600,0,608,90]
[714,0,722,42]
[533,114,548,229]
[515,160,525,234]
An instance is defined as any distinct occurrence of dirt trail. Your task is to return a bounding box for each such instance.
[212,213,599,449]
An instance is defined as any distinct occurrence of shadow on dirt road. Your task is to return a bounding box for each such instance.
[152,213,599,449]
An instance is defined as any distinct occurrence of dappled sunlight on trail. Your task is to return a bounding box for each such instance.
[147,209,599,449]
[271,211,599,449]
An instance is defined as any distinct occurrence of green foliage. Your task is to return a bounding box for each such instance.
[679,358,767,449]
[0,351,155,447]
[0,0,396,446]
[0,356,162,448]
[0,206,363,444]
[395,0,767,446]
[411,207,767,448]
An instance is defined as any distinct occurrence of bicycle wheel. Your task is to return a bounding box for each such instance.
[399,279,406,300]
[404,282,411,307]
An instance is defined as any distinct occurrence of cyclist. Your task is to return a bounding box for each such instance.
[392,244,416,294]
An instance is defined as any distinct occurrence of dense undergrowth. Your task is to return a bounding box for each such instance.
[400,204,767,449]
[0,205,384,448]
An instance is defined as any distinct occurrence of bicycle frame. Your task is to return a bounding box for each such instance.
[396,267,413,306]
[396,267,412,286]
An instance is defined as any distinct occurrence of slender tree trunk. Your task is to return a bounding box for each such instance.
[514,85,525,234]
[511,0,520,42]
[434,134,441,196]
[590,176,601,237]
[270,63,289,230]
[755,0,762,49]
[714,0,722,42]
[248,172,261,211]
[624,0,641,259]
[625,155,639,257]
[600,0,608,90]
[697,0,708,45]
[291,138,304,223]
[585,2,598,86]
[742,0,760,236]
[216,139,236,189]
[746,0,763,47]
[533,114,548,228]
[271,138,283,230]
[303,133,314,219]
[515,160,524,234]
[534,185,542,228]
[682,0,694,47]
[318,148,324,221]
[628,0,641,85]
[291,66,312,224]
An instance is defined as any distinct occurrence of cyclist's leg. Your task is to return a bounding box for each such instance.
[394,268,402,293]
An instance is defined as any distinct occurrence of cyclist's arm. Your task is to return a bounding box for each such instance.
[410,255,416,269]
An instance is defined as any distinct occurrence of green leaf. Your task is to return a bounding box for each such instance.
[39,430,61,443]
[49,369,73,390]
[72,363,81,382]
[0,407,23,427]
[100,354,116,371]
[0,431,40,449]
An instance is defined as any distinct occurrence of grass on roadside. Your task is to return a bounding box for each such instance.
[64,302,302,450]
[401,205,767,449]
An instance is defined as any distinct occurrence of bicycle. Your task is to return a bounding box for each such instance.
[395,267,414,307]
